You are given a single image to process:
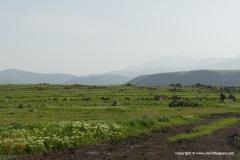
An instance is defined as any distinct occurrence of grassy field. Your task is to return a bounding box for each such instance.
[0,84,239,155]
[167,118,240,142]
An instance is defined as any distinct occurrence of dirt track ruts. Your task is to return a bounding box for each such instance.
[17,113,240,160]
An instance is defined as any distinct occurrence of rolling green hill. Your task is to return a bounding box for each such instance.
[0,69,80,84]
[126,70,240,86]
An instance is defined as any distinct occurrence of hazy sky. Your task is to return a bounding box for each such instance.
[1,0,240,75]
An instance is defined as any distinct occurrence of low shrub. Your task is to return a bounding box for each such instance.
[168,100,199,108]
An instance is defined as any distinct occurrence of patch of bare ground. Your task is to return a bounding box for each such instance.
[16,113,240,160]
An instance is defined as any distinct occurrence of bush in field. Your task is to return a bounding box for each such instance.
[168,100,199,108]
[157,115,171,122]
[101,97,110,101]
[136,116,158,128]
[81,97,91,101]
[229,95,237,101]
[228,131,240,148]
[128,116,158,129]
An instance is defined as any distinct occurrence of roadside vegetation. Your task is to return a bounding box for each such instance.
[167,118,240,142]
[0,84,239,156]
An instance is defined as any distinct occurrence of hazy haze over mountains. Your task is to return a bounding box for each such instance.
[0,69,78,84]
[1,55,240,85]
[0,69,132,85]
[106,55,240,77]
[129,55,238,74]
[1,1,240,75]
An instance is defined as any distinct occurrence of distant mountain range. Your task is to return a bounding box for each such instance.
[0,69,132,85]
[65,75,132,85]
[106,54,240,77]
[1,54,240,85]
[0,69,78,84]
[126,70,240,86]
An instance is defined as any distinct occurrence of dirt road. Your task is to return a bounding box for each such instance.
[17,113,240,160]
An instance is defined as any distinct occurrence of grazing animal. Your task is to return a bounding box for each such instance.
[113,101,119,106]
[30,109,36,112]
[155,95,168,100]
[154,95,161,100]
[229,95,237,101]
[18,103,25,108]
[63,98,69,101]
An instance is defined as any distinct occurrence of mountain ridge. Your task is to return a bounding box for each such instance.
[2,54,240,85]
[106,55,240,76]
[126,70,240,86]
[0,69,132,85]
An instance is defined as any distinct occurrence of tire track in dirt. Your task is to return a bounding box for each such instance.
[17,113,240,160]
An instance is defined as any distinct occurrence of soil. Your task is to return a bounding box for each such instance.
[16,113,240,160]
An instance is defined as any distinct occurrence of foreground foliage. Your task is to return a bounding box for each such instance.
[0,121,123,155]
[0,84,239,155]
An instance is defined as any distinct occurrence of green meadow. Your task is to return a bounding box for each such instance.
[0,84,239,155]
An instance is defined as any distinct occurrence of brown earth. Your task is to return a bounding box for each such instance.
[16,113,240,160]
